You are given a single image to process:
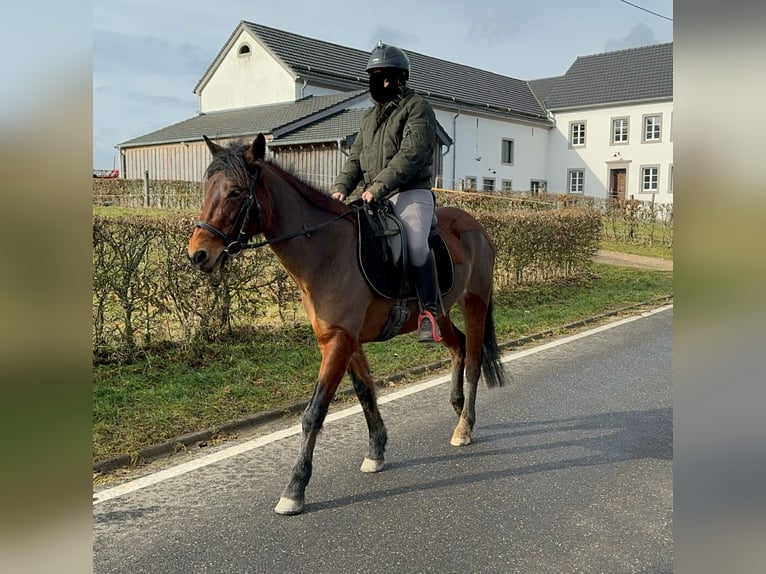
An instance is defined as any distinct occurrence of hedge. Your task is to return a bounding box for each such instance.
[92,203,601,360]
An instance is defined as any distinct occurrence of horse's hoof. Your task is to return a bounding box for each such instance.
[274,496,304,515]
[360,457,384,473]
[451,420,472,446]
[450,435,472,446]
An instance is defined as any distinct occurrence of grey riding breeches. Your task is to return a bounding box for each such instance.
[389,188,434,267]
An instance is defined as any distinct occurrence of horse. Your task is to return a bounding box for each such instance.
[187,133,508,515]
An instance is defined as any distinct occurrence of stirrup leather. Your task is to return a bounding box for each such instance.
[417,310,442,342]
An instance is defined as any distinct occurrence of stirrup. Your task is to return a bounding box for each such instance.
[417,310,442,343]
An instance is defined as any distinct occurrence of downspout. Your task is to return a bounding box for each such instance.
[451,109,461,190]
[300,79,308,99]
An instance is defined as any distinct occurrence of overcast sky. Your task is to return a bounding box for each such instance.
[92,0,673,169]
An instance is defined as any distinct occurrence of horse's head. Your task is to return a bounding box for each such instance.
[186,134,267,272]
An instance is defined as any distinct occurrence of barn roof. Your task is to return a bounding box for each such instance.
[541,43,673,110]
[118,90,368,147]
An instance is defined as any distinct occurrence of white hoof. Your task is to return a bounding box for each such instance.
[451,420,472,446]
[360,457,384,473]
[274,496,304,515]
[450,434,472,446]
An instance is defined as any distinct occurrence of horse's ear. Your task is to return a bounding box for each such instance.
[251,133,266,161]
[203,135,223,156]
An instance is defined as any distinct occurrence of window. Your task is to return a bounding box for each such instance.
[501,138,514,165]
[611,117,629,144]
[569,121,586,147]
[501,179,513,192]
[568,169,584,193]
[238,44,252,56]
[641,165,660,193]
[463,176,477,191]
[482,178,495,192]
[530,180,547,195]
[643,114,662,142]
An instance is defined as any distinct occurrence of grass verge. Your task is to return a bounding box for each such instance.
[93,263,672,465]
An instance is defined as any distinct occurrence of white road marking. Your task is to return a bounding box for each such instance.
[93,304,672,505]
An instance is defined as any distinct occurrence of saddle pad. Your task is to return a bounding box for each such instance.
[357,207,454,300]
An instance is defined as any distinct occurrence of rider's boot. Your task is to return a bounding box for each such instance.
[413,250,442,343]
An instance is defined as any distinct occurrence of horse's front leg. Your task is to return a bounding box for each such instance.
[274,329,354,515]
[348,349,387,473]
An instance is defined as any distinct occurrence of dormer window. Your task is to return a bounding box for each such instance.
[238,44,252,57]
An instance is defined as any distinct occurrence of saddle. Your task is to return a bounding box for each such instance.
[354,199,454,341]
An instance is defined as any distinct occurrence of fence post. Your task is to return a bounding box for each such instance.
[143,170,150,207]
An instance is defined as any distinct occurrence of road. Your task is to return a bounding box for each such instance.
[93,305,672,574]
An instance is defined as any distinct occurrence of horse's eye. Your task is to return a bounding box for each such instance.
[227,189,243,200]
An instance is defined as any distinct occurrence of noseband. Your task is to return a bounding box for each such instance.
[195,167,262,256]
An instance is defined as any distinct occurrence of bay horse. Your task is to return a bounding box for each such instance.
[187,134,508,515]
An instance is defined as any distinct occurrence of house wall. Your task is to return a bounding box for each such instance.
[200,30,296,113]
[435,109,551,192]
[546,100,673,202]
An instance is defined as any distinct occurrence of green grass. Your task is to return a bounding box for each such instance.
[93,262,672,463]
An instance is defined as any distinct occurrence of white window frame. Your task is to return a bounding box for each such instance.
[642,114,662,143]
[641,165,660,193]
[463,176,477,191]
[569,121,586,147]
[611,117,629,145]
[567,169,585,194]
[482,177,496,192]
[501,138,514,165]
[501,179,513,192]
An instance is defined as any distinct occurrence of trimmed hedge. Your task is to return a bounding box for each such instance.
[92,203,601,359]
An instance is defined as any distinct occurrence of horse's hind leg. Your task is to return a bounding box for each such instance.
[450,294,487,446]
[439,318,466,418]
[275,331,352,515]
[348,349,387,473]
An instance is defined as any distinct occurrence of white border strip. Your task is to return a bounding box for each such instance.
[93,304,672,505]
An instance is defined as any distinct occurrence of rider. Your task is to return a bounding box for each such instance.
[331,42,442,342]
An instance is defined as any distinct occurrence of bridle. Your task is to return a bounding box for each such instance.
[195,166,262,256]
[195,162,360,255]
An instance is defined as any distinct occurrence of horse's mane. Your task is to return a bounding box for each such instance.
[204,141,251,190]
[259,160,350,216]
[205,141,350,217]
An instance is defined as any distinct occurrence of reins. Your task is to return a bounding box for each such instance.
[196,162,361,255]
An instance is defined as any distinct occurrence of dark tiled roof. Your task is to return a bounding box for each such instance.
[543,43,673,110]
[528,76,564,107]
[118,91,366,147]
[270,107,453,148]
[269,109,368,146]
[242,21,548,122]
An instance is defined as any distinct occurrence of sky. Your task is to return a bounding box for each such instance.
[92,0,673,169]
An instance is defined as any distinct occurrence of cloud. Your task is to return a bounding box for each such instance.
[93,28,211,75]
[605,22,659,51]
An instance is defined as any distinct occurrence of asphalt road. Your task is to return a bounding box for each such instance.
[93,305,672,574]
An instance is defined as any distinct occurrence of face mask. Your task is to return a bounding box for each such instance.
[369,70,400,103]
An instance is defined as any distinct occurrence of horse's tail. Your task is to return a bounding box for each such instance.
[481,294,508,388]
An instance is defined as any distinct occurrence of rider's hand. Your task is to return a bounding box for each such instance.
[331,191,346,201]
[361,190,374,203]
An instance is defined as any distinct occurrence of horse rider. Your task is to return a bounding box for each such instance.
[331,41,442,342]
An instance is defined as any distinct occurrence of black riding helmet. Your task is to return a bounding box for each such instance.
[366,41,410,80]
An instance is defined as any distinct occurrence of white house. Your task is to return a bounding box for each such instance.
[531,43,673,203]
[116,21,672,203]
